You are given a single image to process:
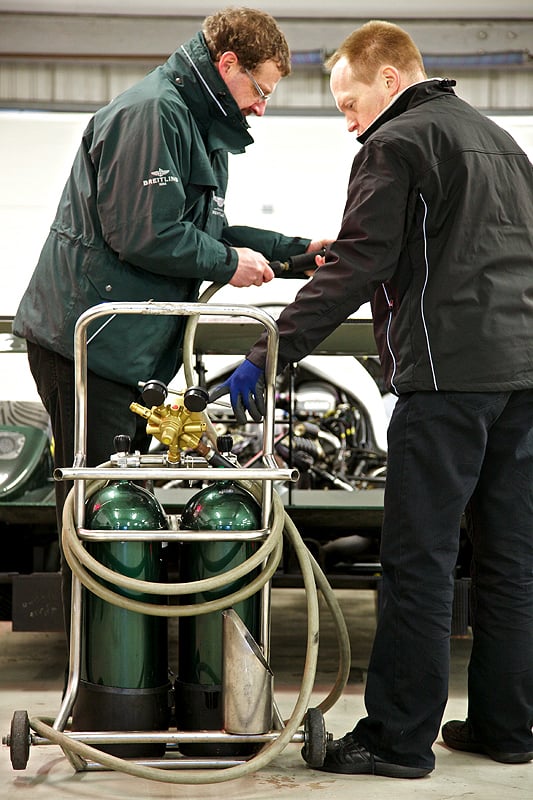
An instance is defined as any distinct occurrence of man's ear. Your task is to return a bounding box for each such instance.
[217,51,238,77]
[382,66,401,95]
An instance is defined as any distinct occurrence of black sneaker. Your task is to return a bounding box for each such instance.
[305,732,432,778]
[442,720,533,764]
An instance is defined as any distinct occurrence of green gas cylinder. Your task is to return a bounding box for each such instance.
[176,480,261,756]
[71,479,170,758]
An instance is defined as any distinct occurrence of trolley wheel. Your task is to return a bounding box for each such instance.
[9,710,31,770]
[301,707,327,768]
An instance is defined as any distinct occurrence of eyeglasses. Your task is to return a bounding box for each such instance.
[243,67,272,103]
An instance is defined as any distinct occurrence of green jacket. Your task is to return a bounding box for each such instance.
[14,33,310,386]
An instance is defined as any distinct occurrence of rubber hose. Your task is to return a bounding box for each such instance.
[33,289,352,782]
[38,479,350,783]
[61,474,284,614]
[31,486,322,783]
[61,473,349,714]
[183,287,352,714]
[184,282,351,712]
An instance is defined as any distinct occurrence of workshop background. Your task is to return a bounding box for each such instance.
[0,3,532,799]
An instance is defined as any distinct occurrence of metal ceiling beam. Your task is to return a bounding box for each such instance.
[1,0,532,18]
[1,13,532,66]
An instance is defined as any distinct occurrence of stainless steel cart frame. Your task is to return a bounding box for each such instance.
[48,300,310,772]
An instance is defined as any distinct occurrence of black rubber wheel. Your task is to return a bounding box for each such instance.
[301,706,327,768]
[10,710,30,770]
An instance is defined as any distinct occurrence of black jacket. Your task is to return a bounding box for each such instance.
[249,79,533,393]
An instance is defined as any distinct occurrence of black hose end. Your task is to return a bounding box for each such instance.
[208,450,236,468]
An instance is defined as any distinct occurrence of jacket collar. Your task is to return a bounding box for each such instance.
[162,32,254,154]
[357,78,457,144]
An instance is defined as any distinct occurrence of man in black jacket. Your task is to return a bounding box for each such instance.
[211,20,533,777]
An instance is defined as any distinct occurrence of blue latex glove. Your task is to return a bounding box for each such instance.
[209,359,266,425]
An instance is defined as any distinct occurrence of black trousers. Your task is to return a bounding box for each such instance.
[354,389,533,769]
[27,341,151,635]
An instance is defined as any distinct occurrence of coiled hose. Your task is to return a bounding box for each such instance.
[30,286,352,783]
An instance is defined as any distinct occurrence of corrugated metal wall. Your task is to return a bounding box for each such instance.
[1,61,532,113]
[0,12,532,112]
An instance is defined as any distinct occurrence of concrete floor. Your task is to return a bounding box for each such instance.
[1,588,531,799]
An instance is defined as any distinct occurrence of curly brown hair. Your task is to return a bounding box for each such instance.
[202,6,291,75]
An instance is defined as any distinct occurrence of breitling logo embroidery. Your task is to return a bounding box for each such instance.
[142,167,179,187]
[212,192,225,217]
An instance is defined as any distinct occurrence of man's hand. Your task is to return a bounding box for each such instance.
[230,247,275,287]
[209,359,266,425]
[304,239,332,273]
[307,238,333,254]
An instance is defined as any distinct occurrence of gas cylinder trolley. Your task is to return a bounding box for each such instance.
[5,300,351,786]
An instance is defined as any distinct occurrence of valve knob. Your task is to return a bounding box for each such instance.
[217,434,234,454]
[184,386,209,412]
[114,434,131,454]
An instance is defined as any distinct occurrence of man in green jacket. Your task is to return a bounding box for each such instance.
[13,6,329,633]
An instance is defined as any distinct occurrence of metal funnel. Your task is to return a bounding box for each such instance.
[222,609,273,735]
